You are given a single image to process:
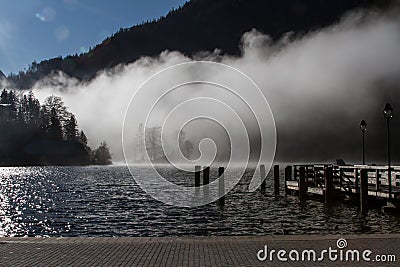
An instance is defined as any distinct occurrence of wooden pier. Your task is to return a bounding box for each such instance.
[194,164,400,213]
[284,164,400,212]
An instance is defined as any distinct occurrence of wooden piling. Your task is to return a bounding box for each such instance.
[314,168,318,185]
[274,165,280,195]
[284,166,292,194]
[260,165,266,193]
[354,168,360,194]
[203,167,210,185]
[299,166,307,200]
[375,169,380,192]
[203,166,210,197]
[218,167,225,207]
[360,169,369,214]
[324,167,334,205]
[306,167,310,185]
[195,166,201,187]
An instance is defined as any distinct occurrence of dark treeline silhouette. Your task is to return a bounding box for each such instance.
[0,89,111,166]
[1,0,393,89]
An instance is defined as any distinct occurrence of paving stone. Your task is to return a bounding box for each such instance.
[0,235,399,266]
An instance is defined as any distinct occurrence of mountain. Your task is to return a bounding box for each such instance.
[5,0,393,89]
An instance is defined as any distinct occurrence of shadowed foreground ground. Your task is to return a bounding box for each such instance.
[0,235,399,266]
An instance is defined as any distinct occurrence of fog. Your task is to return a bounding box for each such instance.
[31,6,400,165]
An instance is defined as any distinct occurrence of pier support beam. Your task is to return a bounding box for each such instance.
[218,167,225,208]
[339,168,344,189]
[325,167,334,205]
[195,165,201,196]
[203,166,210,198]
[274,165,280,196]
[195,166,201,187]
[360,169,369,214]
[260,165,266,193]
[299,167,307,200]
[284,166,292,195]
[375,169,380,192]
[354,169,360,194]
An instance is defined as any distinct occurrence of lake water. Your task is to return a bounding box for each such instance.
[1,165,400,237]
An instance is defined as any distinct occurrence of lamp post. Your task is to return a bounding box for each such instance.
[360,120,367,165]
[383,103,393,200]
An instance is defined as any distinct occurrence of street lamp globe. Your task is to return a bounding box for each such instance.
[360,120,367,132]
[383,103,393,119]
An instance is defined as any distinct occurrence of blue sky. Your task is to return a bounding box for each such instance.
[0,0,187,75]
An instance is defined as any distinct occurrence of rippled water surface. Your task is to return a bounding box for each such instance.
[1,165,400,237]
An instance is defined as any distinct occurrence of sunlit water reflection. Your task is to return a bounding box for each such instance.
[1,166,400,237]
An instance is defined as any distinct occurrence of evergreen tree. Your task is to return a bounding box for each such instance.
[93,141,112,165]
[48,108,63,140]
[0,89,8,104]
[79,130,88,145]
[27,91,40,126]
[17,94,28,123]
[65,114,78,141]
[39,106,50,132]
[183,140,194,160]
[145,127,161,160]
[43,95,71,125]
[178,130,194,159]
[4,90,18,122]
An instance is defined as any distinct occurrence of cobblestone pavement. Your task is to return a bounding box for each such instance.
[0,235,399,266]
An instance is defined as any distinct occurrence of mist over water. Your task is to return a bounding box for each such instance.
[30,7,400,164]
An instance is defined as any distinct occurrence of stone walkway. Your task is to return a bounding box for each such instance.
[1,235,399,266]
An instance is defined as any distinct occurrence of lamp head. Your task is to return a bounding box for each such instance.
[383,103,393,119]
[360,120,367,132]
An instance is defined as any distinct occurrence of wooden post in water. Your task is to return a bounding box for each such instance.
[195,166,201,187]
[218,167,225,208]
[360,169,369,214]
[314,168,318,185]
[274,165,280,196]
[325,167,334,205]
[195,165,201,196]
[284,166,292,194]
[260,165,266,193]
[299,166,307,200]
[354,168,360,194]
[375,169,380,192]
[305,166,310,185]
[203,166,210,198]
[307,166,312,184]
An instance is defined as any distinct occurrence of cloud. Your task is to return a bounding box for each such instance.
[31,7,400,164]
[55,25,70,42]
